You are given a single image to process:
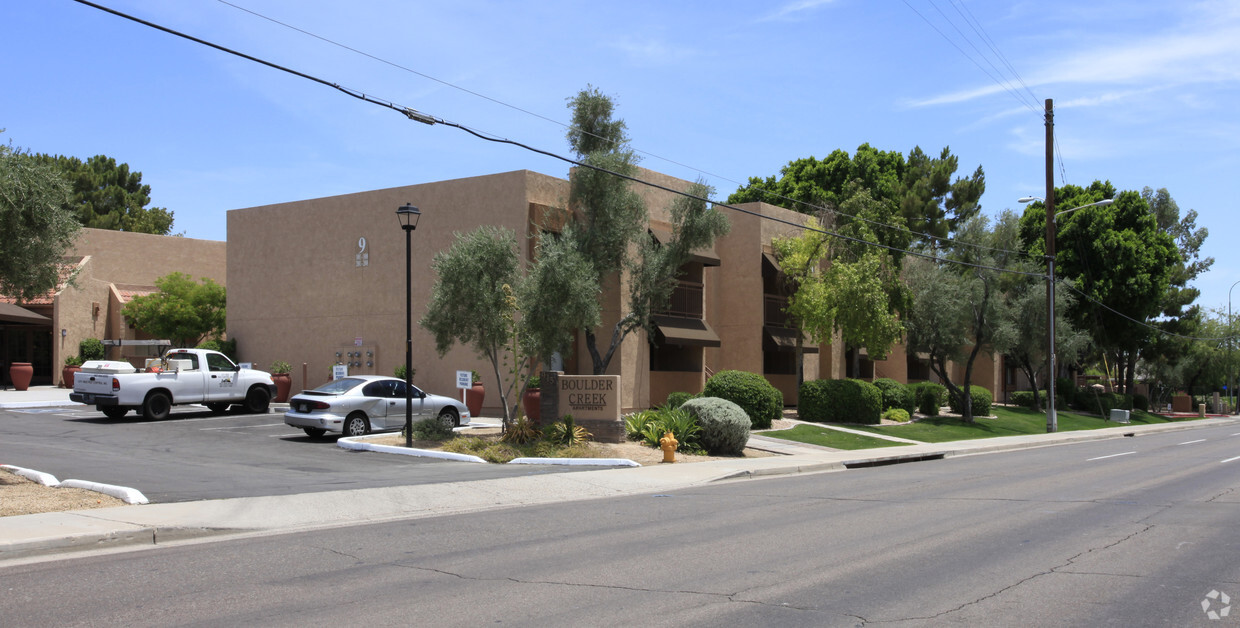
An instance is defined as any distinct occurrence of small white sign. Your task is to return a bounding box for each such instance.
[456,370,473,389]
[333,364,349,380]
[239,362,253,370]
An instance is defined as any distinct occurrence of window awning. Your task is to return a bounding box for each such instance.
[652,315,721,347]
[0,303,51,325]
[763,326,818,353]
[649,227,721,267]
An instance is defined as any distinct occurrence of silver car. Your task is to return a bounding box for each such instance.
[284,375,470,438]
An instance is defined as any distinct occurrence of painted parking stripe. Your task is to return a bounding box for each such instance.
[1222,455,1240,464]
[1179,439,1207,445]
[1087,452,1137,461]
[199,423,287,431]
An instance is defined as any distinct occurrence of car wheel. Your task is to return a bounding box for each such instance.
[101,406,128,420]
[342,413,370,437]
[303,427,326,438]
[438,407,460,429]
[142,392,171,421]
[244,386,271,414]
[206,402,230,414]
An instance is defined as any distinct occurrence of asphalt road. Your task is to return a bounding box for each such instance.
[3,423,1237,626]
[0,405,587,502]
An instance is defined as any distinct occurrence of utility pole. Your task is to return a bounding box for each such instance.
[1044,98,1058,433]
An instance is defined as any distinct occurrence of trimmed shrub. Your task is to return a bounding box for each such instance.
[665,391,695,409]
[681,397,751,456]
[1132,393,1149,412]
[405,417,453,441]
[635,406,703,454]
[79,338,105,361]
[1010,390,1048,410]
[912,382,946,416]
[948,385,993,416]
[872,378,915,415]
[881,408,910,423]
[797,379,882,425]
[703,370,782,430]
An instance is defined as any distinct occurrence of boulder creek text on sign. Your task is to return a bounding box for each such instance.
[561,377,615,411]
[556,375,620,420]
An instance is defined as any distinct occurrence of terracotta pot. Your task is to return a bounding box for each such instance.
[9,362,33,391]
[272,373,292,403]
[62,365,82,389]
[522,388,541,423]
[465,383,485,418]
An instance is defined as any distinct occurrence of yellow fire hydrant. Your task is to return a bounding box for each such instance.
[659,430,679,463]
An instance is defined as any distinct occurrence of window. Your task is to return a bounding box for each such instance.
[206,353,236,372]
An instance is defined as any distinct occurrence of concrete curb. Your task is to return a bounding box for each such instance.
[336,435,486,463]
[2,464,150,504]
[2,465,60,486]
[59,480,149,505]
[509,457,641,467]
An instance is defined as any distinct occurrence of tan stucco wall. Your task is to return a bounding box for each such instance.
[54,229,226,384]
[226,170,563,413]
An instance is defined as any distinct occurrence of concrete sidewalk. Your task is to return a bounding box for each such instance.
[3,397,1234,561]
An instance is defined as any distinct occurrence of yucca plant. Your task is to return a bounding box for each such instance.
[639,406,703,454]
[501,415,542,444]
[624,410,659,441]
[544,415,591,446]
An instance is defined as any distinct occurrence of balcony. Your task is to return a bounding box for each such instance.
[764,294,792,328]
[656,280,703,319]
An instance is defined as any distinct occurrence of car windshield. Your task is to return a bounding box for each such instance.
[310,378,366,395]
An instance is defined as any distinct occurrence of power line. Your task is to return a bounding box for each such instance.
[209,0,1039,262]
[1058,281,1237,343]
[72,0,1048,282]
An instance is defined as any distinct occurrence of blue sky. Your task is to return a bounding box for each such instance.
[6,1,1239,315]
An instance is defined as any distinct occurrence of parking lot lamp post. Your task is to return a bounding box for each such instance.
[397,204,421,447]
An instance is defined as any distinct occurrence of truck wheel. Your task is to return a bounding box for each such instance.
[142,392,172,421]
[101,407,128,420]
[244,386,271,414]
[342,413,370,437]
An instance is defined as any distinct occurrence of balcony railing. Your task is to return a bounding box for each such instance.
[656,280,703,319]
[764,294,792,328]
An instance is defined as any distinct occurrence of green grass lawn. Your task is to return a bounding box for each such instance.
[762,424,913,450]
[841,406,1189,443]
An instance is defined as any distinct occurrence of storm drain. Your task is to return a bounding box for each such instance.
[843,453,946,469]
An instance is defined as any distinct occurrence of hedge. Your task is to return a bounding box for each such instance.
[798,379,882,425]
[872,378,916,415]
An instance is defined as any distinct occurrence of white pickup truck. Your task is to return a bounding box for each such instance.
[70,348,277,420]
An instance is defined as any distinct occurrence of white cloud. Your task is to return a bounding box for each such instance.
[611,36,700,65]
[760,0,839,22]
[910,9,1240,109]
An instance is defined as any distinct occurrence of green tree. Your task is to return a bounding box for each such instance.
[727,143,983,250]
[562,86,730,374]
[420,226,522,424]
[36,154,175,235]
[1001,271,1088,412]
[1019,182,1180,393]
[771,188,906,387]
[905,212,1018,421]
[0,140,80,302]
[122,272,226,347]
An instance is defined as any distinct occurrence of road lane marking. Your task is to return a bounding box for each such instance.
[1222,456,1240,464]
[1087,452,1136,461]
[1179,439,1207,445]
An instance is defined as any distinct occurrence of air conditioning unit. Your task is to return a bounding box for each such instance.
[1109,409,1131,423]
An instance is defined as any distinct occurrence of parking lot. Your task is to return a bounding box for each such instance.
[0,404,582,503]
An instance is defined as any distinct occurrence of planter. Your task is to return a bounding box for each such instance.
[62,365,82,389]
[272,373,292,403]
[465,383,485,418]
[9,362,33,391]
[522,388,541,423]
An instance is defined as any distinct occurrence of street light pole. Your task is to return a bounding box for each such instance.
[1230,280,1240,415]
[1019,194,1113,433]
[397,204,421,448]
